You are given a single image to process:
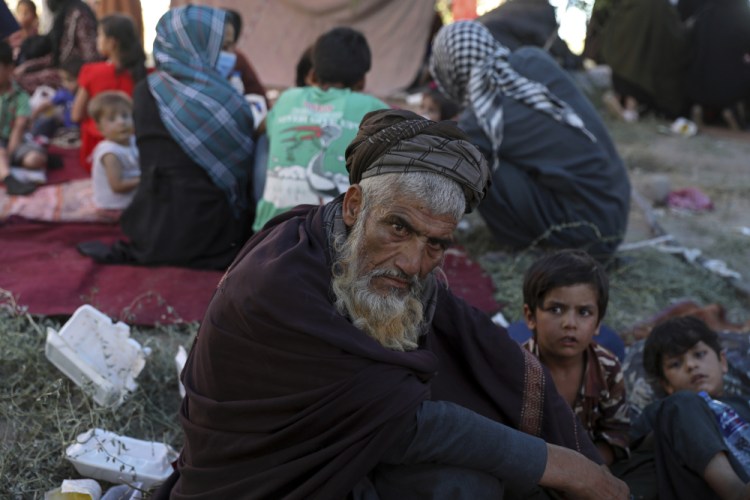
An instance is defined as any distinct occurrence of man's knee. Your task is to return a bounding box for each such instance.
[660,390,708,415]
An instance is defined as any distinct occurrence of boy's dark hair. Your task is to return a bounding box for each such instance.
[0,41,13,66]
[295,44,313,87]
[643,316,722,382]
[522,249,609,321]
[312,27,371,87]
[87,91,132,124]
[426,88,462,121]
[60,56,84,78]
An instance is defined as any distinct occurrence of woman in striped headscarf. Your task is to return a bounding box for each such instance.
[79,5,256,269]
[430,21,630,258]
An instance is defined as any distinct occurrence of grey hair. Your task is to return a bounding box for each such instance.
[358,172,465,221]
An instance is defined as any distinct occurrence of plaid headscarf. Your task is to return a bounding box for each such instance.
[345,109,490,213]
[148,6,255,218]
[430,21,595,171]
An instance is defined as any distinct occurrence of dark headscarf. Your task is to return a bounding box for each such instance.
[47,0,97,66]
[345,109,490,213]
[148,6,255,218]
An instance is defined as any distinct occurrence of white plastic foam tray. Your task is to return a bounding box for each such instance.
[66,428,177,489]
[45,304,148,407]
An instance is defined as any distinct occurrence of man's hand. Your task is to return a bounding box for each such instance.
[539,443,629,499]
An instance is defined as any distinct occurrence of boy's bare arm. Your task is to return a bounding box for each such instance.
[8,115,29,155]
[101,153,139,193]
[71,87,89,123]
[703,451,749,500]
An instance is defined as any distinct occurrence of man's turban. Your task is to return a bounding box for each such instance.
[345,109,491,213]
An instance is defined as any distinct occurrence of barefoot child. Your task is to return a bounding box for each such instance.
[522,249,630,465]
[88,91,139,214]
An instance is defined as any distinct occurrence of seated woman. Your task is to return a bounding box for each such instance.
[15,0,99,94]
[430,21,630,258]
[79,5,256,270]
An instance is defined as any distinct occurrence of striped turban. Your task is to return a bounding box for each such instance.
[345,109,490,213]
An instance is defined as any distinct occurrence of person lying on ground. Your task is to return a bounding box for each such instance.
[612,316,750,499]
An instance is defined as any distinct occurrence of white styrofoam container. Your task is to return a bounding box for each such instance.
[45,304,148,407]
[66,428,177,489]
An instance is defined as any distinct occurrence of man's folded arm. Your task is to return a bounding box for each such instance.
[380,400,547,494]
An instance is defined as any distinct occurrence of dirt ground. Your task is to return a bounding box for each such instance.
[610,116,750,294]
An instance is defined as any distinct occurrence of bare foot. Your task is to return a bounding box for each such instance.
[722,108,741,131]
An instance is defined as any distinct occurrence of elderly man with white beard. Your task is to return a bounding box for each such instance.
[160,109,629,500]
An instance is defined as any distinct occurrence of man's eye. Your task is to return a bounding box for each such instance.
[426,240,445,251]
[695,350,707,359]
[579,308,593,317]
[547,306,562,314]
[391,223,406,234]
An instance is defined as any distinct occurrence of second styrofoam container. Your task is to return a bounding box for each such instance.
[66,428,177,489]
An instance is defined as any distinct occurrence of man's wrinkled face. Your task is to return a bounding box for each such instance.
[332,185,457,350]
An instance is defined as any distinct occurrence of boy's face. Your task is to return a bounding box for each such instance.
[660,341,728,397]
[97,103,133,145]
[524,284,600,362]
[59,69,77,93]
[16,4,35,29]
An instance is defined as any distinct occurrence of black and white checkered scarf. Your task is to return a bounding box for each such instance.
[429,21,595,171]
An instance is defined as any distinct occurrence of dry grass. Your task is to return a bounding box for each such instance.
[457,214,750,345]
[1,232,748,497]
[0,300,196,499]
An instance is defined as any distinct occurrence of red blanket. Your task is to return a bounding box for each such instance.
[0,147,499,325]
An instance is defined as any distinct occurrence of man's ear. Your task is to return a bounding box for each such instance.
[720,351,729,374]
[304,68,315,86]
[342,184,363,226]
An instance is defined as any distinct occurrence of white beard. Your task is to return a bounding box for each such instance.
[331,213,427,351]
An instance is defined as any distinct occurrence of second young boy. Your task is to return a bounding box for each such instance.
[522,249,631,465]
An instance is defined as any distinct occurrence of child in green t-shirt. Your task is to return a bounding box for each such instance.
[252,27,388,231]
[0,40,49,195]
